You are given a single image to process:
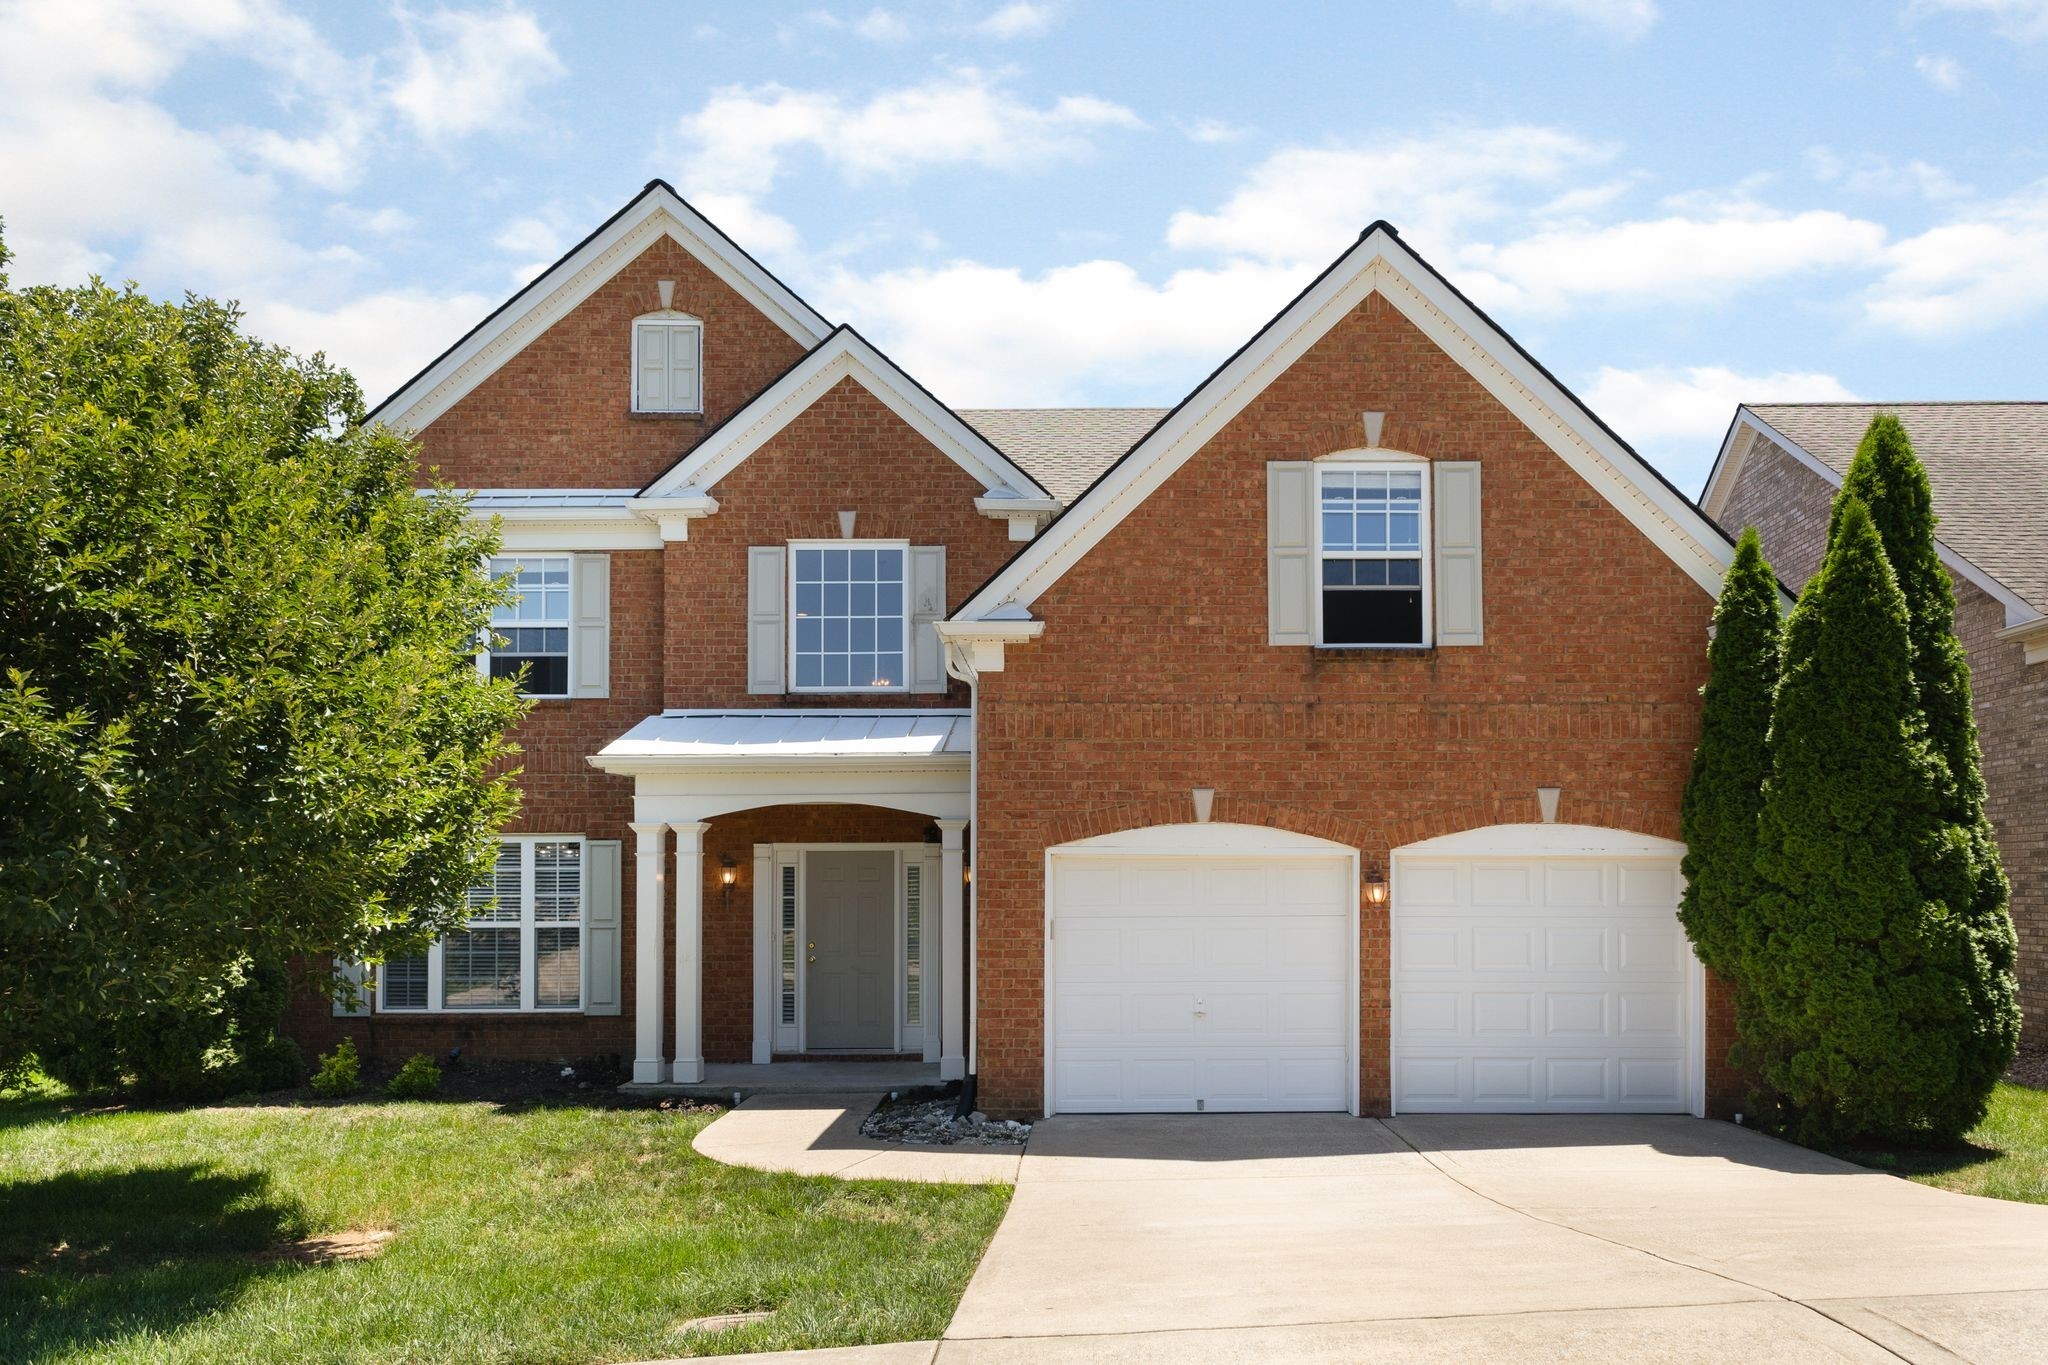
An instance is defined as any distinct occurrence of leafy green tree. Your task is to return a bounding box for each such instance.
[1679,526,1781,983]
[0,234,527,1089]
[1750,496,1986,1143]
[1833,415,2018,1105]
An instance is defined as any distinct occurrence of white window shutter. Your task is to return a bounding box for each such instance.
[671,327,701,411]
[571,553,610,698]
[909,545,947,693]
[1267,462,1315,645]
[747,546,786,694]
[581,840,623,1016]
[636,323,667,410]
[1433,461,1484,646]
[332,959,370,1017]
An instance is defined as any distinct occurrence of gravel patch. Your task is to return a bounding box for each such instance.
[862,1096,1031,1147]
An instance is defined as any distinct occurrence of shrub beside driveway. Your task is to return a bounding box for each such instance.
[0,1078,1009,1362]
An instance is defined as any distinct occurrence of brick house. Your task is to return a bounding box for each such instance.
[1703,404,2047,1042]
[299,181,1753,1119]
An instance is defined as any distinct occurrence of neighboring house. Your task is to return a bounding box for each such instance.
[293,180,1753,1120]
[1704,404,2048,1041]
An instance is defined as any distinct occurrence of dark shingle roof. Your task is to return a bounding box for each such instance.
[1748,402,2048,613]
[958,407,1169,504]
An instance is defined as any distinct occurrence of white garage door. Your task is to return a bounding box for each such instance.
[1050,850,1354,1114]
[1393,844,1694,1113]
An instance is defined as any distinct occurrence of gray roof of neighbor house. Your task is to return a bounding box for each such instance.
[959,407,1170,504]
[1745,402,2048,612]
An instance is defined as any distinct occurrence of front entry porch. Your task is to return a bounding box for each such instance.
[623,1058,944,1101]
[589,709,973,1090]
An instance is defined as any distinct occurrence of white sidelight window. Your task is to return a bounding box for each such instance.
[1318,464,1431,647]
[380,837,584,1012]
[633,315,703,413]
[485,556,572,696]
[789,542,909,692]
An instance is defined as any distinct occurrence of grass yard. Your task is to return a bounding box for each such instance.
[1833,1081,2048,1204]
[0,1079,1011,1363]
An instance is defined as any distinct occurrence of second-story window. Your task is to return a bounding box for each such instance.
[1318,464,1431,647]
[633,315,703,413]
[486,555,571,697]
[790,543,908,692]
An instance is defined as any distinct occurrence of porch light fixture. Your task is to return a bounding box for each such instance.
[1364,863,1389,908]
[719,853,738,902]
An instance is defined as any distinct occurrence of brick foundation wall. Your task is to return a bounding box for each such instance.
[1721,441,2048,1039]
[970,293,1728,1118]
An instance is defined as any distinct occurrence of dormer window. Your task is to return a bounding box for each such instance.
[633,313,702,413]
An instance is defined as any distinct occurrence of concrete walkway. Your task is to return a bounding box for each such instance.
[691,1092,1021,1184]
[939,1113,2048,1362]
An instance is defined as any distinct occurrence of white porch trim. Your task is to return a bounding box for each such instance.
[672,821,710,1084]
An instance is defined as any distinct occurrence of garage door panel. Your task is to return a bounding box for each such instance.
[1052,851,1352,1114]
[1394,851,1692,1115]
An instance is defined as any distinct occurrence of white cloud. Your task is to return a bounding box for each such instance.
[388,4,564,143]
[1584,364,1859,492]
[1806,148,1968,200]
[245,288,493,407]
[977,3,1056,38]
[1165,126,1613,266]
[1180,117,1248,144]
[1454,208,1887,313]
[1917,0,2048,41]
[672,70,1144,204]
[852,7,912,42]
[1471,0,1659,40]
[1866,182,2048,335]
[1916,53,1966,89]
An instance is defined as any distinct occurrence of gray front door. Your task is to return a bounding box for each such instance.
[805,851,895,1050]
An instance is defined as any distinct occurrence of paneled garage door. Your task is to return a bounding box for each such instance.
[1050,850,1354,1113]
[1392,845,1693,1113]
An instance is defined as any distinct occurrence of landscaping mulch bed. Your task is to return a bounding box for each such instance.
[2007,1044,2048,1091]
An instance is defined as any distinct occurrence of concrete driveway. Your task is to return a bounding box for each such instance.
[939,1114,2048,1362]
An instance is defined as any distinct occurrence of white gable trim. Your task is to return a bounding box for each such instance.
[1709,408,2045,630]
[370,183,831,434]
[954,227,1738,620]
[637,327,1049,504]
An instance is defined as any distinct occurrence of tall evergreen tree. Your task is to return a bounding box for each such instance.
[1830,414,2019,1117]
[1751,496,1985,1143]
[1679,527,1781,985]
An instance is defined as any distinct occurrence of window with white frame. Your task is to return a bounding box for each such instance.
[790,543,908,691]
[379,837,584,1012]
[1318,464,1430,647]
[485,556,571,697]
[633,316,702,413]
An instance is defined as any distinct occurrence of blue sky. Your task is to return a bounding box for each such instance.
[2,1,2045,492]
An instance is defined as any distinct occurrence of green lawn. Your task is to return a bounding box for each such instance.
[1833,1081,2048,1204]
[0,1080,1010,1363]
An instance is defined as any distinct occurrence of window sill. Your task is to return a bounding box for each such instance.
[1311,644,1435,656]
[371,1008,587,1018]
[627,408,705,421]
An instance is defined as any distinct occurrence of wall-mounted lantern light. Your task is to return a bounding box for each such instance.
[719,853,738,902]
[1364,863,1389,908]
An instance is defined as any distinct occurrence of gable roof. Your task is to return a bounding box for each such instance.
[959,408,1169,502]
[1703,402,2048,619]
[367,180,833,433]
[952,222,1742,621]
[638,325,1050,500]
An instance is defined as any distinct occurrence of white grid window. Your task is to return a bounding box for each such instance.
[379,837,583,1013]
[1318,465,1430,647]
[485,556,571,697]
[790,543,908,692]
[633,317,702,413]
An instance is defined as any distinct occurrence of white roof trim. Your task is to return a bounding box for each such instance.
[370,183,832,433]
[1710,407,2043,630]
[589,708,972,770]
[954,226,1738,619]
[638,327,1049,500]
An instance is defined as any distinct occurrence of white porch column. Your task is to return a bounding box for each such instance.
[629,822,669,1084]
[671,821,711,1084]
[751,842,775,1065]
[937,819,968,1081]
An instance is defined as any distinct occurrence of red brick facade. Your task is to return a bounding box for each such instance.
[969,293,1735,1117]
[1719,438,2047,1039]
